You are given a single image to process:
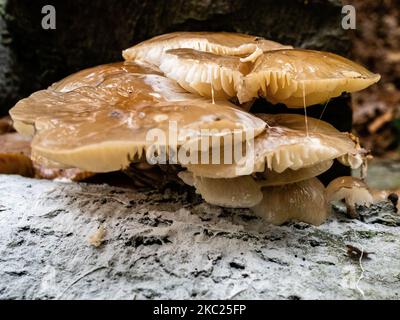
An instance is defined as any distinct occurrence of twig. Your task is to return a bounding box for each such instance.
[228,288,247,300]
[356,245,365,298]
[75,192,130,206]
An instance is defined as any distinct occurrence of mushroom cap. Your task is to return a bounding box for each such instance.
[0,132,34,177]
[0,132,31,156]
[326,176,373,207]
[240,49,380,106]
[123,31,291,66]
[52,62,163,93]
[158,48,379,107]
[0,131,94,180]
[0,116,14,134]
[251,177,329,226]
[178,171,263,208]
[255,159,333,187]
[10,62,162,136]
[185,114,360,178]
[9,62,265,172]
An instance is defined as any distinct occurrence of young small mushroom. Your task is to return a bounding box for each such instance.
[327,176,400,218]
[123,32,292,66]
[251,177,329,225]
[9,62,266,172]
[326,176,374,218]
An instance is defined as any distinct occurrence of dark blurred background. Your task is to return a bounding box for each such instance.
[0,0,398,158]
[349,0,399,158]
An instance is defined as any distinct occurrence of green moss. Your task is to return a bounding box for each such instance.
[355,230,380,239]
[343,229,396,242]
[0,0,5,17]
[310,229,344,248]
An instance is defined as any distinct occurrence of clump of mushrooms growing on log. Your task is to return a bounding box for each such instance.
[3,31,390,225]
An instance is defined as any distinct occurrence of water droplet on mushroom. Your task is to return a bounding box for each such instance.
[153,114,169,122]
[341,70,362,78]
[138,112,146,119]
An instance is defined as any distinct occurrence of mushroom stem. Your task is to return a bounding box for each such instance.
[251,177,328,226]
[345,202,359,219]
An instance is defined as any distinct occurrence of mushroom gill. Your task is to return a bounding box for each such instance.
[122,31,292,66]
[9,62,266,172]
[251,177,329,226]
[327,176,400,217]
[185,114,362,178]
[160,49,251,100]
[326,176,376,218]
[157,48,379,107]
[33,163,96,182]
[240,49,381,106]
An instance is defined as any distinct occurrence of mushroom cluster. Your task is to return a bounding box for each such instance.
[8,32,380,225]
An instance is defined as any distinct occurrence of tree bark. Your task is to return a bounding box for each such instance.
[0,175,399,300]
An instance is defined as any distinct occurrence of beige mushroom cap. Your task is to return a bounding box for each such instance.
[240,49,380,106]
[9,62,265,172]
[123,31,291,66]
[0,116,13,134]
[0,132,34,177]
[178,161,332,208]
[327,176,400,216]
[178,170,330,221]
[252,177,329,226]
[178,171,263,208]
[186,114,361,178]
[326,176,374,207]
[158,48,379,107]
[10,62,163,136]
[0,131,94,180]
[255,160,333,187]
